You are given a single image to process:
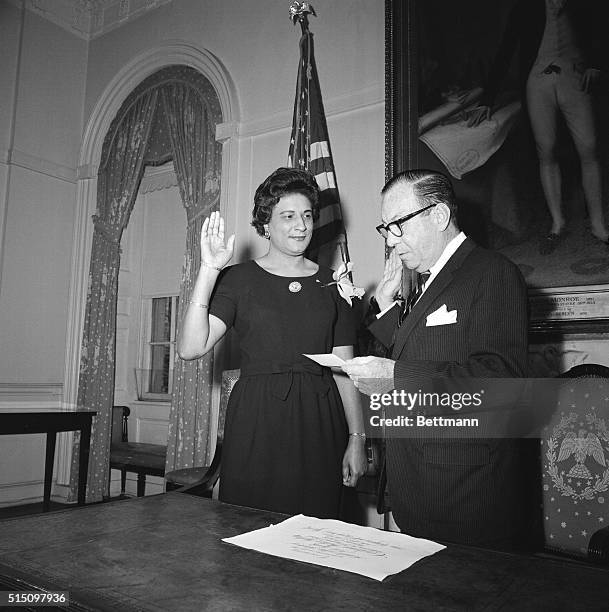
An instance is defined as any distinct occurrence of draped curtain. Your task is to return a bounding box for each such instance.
[161,81,222,473]
[69,90,159,502]
[70,66,223,503]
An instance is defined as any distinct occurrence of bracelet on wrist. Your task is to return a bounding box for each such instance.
[349,432,366,440]
[201,261,222,271]
[188,301,209,309]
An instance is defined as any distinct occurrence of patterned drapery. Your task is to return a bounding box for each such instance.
[70,66,223,502]
[161,81,223,473]
[69,90,159,502]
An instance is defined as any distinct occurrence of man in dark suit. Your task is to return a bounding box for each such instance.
[343,169,534,549]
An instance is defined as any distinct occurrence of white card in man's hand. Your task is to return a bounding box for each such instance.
[303,353,346,367]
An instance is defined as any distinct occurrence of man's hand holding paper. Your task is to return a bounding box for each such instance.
[341,356,395,396]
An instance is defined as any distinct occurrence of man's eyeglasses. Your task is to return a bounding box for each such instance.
[376,203,436,239]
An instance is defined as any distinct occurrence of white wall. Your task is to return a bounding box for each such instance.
[0,7,88,384]
[139,184,185,297]
[13,11,87,168]
[0,2,21,155]
[115,174,185,406]
[0,166,76,381]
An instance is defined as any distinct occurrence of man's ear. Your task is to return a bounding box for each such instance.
[433,202,452,231]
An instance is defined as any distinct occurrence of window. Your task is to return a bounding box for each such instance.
[138,295,179,401]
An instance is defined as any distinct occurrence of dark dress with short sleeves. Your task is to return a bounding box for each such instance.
[209,260,356,518]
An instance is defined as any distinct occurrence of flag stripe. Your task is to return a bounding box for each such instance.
[309,141,330,161]
[310,156,334,176]
[317,201,342,226]
[313,170,336,191]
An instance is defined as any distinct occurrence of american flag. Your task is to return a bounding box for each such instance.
[287,24,347,263]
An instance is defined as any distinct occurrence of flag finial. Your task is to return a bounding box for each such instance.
[289,2,316,27]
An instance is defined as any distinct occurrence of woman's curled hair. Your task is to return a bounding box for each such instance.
[251,167,320,236]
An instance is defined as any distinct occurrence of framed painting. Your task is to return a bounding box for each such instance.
[385,0,609,326]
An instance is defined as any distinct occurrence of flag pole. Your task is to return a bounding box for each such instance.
[288,2,352,272]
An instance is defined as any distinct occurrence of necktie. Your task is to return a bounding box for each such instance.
[398,272,430,326]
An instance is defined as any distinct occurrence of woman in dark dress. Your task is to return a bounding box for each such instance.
[177,167,367,518]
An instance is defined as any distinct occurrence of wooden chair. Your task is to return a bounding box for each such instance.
[110,406,167,497]
[540,364,609,565]
[164,369,240,497]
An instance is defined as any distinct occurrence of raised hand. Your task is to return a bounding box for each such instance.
[200,211,235,270]
[375,248,402,311]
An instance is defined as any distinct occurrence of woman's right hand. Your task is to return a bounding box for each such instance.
[201,211,235,270]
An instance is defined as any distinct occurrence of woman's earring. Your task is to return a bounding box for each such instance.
[264,227,270,240]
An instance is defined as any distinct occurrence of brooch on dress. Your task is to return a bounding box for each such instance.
[288,281,302,293]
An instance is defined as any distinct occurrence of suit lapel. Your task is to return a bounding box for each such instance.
[392,238,477,358]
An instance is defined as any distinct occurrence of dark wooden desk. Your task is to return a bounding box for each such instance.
[0,494,607,611]
[0,411,96,511]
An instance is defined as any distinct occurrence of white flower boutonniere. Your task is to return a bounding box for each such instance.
[318,261,365,306]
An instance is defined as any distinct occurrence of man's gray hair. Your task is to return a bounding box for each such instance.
[382,169,458,222]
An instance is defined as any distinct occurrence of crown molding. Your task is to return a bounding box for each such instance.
[23,0,173,41]
[239,82,384,138]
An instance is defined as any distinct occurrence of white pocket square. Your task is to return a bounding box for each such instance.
[426,304,457,326]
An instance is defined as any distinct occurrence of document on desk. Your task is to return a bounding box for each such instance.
[222,514,446,581]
